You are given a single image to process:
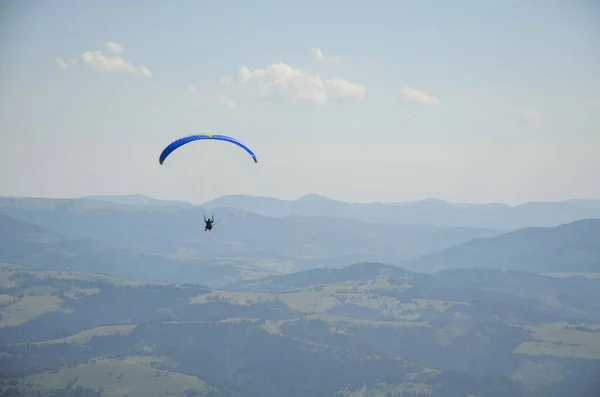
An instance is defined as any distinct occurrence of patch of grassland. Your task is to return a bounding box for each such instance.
[63,287,101,300]
[262,314,430,335]
[345,296,469,322]
[21,285,55,296]
[339,379,434,397]
[357,296,468,311]
[261,319,286,334]
[191,289,340,313]
[317,279,410,295]
[26,356,210,397]
[277,291,339,313]
[193,288,469,322]
[32,269,128,284]
[0,295,67,327]
[37,325,137,345]
[0,266,130,288]
[514,322,600,359]
[307,314,429,329]
[0,294,14,305]
[395,382,433,396]
[216,317,260,324]
[190,290,274,305]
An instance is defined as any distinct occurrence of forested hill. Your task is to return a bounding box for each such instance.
[1,263,599,397]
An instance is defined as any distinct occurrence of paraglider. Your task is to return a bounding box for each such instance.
[204,214,214,231]
[158,133,258,165]
[203,213,221,231]
[158,133,257,232]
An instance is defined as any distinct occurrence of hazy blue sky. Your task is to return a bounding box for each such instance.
[1,0,599,205]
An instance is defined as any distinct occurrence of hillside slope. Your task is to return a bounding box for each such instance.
[407,218,600,273]
[0,214,259,286]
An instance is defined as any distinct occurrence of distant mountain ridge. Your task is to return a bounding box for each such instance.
[203,194,600,229]
[2,194,600,280]
[407,218,600,273]
[0,196,501,272]
[4,193,600,230]
[83,194,195,208]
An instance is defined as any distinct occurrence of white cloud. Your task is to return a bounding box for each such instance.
[219,77,234,88]
[312,48,325,62]
[80,42,151,77]
[325,77,366,101]
[236,67,252,83]
[516,109,542,124]
[188,85,199,97]
[589,99,600,111]
[226,62,365,106]
[401,87,440,105]
[137,65,152,77]
[56,58,69,71]
[150,105,161,114]
[311,47,340,64]
[105,42,124,55]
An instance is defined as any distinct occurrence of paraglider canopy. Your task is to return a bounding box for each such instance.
[159,133,258,165]
[157,132,257,232]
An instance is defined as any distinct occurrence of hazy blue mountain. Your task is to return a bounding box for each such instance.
[203,193,600,229]
[565,199,600,211]
[0,214,264,286]
[0,197,500,272]
[83,194,195,208]
[288,214,499,249]
[407,218,600,273]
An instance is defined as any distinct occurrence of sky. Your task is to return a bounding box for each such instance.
[1,0,599,205]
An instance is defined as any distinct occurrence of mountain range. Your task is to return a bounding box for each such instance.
[203,193,600,229]
[0,196,500,274]
[13,193,599,230]
[1,194,600,285]
[2,194,600,396]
